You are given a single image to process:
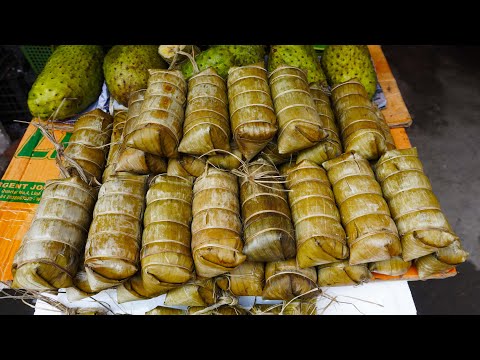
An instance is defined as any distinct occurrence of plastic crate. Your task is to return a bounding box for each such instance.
[19,45,54,75]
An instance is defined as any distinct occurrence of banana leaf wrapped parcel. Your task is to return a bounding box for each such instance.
[146,306,186,315]
[297,82,342,165]
[178,67,230,155]
[317,260,373,287]
[368,257,412,276]
[262,259,320,301]
[269,65,327,154]
[102,110,127,182]
[283,160,349,268]
[331,80,387,161]
[84,173,148,291]
[239,160,296,262]
[323,152,402,265]
[227,62,277,160]
[63,109,113,183]
[164,277,218,307]
[191,167,246,277]
[116,89,167,175]
[12,177,97,291]
[207,142,243,170]
[251,299,317,315]
[167,155,206,180]
[374,148,463,261]
[216,261,264,296]
[124,70,187,157]
[415,240,469,279]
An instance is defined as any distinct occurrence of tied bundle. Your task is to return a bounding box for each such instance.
[323,152,402,265]
[116,89,167,175]
[317,260,373,287]
[102,110,127,182]
[283,160,349,268]
[374,148,468,278]
[238,159,296,262]
[217,261,265,297]
[227,62,278,160]
[331,80,390,161]
[262,259,320,301]
[191,167,246,278]
[268,65,327,154]
[167,155,206,181]
[178,67,231,155]
[63,109,114,184]
[84,173,148,291]
[297,83,343,164]
[124,70,187,158]
[12,177,97,291]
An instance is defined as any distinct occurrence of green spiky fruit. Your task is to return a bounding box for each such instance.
[104,45,167,106]
[181,45,266,80]
[321,45,378,99]
[27,45,104,120]
[268,45,327,85]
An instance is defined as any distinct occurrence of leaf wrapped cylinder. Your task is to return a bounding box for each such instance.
[375,148,464,262]
[116,89,167,175]
[124,70,187,157]
[63,109,113,184]
[415,240,468,279]
[240,160,296,262]
[164,277,217,306]
[102,110,127,182]
[317,260,373,287]
[216,261,264,296]
[322,152,402,265]
[262,259,319,301]
[369,257,412,276]
[284,160,349,268]
[297,83,342,164]
[331,80,387,161]
[191,168,246,278]
[227,63,277,160]
[178,68,230,155]
[84,173,148,291]
[269,65,327,154]
[12,177,97,291]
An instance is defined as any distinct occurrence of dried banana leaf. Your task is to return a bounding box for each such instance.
[140,174,194,297]
[164,277,217,306]
[322,152,402,265]
[63,109,113,183]
[124,69,187,157]
[227,62,277,160]
[269,65,327,154]
[102,110,127,182]
[255,139,292,166]
[84,173,148,291]
[178,67,230,155]
[250,299,317,315]
[12,177,97,291]
[167,155,206,180]
[284,160,349,267]
[207,142,243,170]
[117,89,168,175]
[191,167,246,277]
[216,261,264,296]
[146,306,187,315]
[66,262,97,302]
[331,81,387,161]
[317,260,373,287]
[239,160,296,262]
[369,257,412,276]
[249,303,282,315]
[373,105,396,151]
[297,83,342,164]
[262,259,319,301]
[374,148,459,261]
[415,240,469,279]
[116,274,150,303]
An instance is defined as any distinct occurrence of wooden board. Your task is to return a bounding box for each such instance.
[369,45,413,128]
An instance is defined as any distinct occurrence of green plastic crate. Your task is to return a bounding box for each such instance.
[20,45,55,75]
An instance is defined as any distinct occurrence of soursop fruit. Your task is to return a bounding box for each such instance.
[321,45,378,99]
[27,45,104,120]
[104,45,167,106]
[181,45,266,80]
[268,45,327,85]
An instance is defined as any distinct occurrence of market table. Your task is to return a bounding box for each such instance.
[0,46,454,314]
